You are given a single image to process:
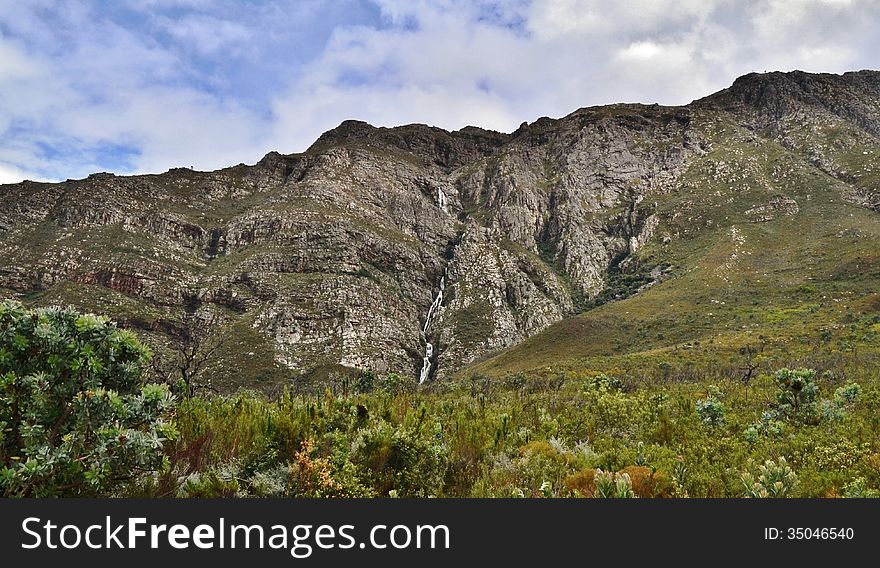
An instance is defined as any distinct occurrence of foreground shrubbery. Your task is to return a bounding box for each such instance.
[3,301,880,498]
[139,367,880,498]
[0,301,175,497]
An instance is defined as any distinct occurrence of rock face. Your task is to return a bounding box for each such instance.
[695,70,880,211]
[2,70,879,386]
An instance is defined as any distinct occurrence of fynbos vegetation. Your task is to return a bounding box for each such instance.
[0,302,175,496]
[4,302,880,498]
[4,71,880,498]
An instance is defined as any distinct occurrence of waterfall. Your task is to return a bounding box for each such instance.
[418,190,451,384]
[437,188,448,213]
[419,270,446,384]
[422,274,445,333]
[419,342,433,384]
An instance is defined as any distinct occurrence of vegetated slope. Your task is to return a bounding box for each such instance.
[1,70,879,389]
[469,71,880,381]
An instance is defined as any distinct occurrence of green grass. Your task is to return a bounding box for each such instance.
[466,119,880,381]
[450,301,496,349]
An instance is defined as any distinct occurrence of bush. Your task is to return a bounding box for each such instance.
[583,373,623,392]
[757,369,862,432]
[288,439,373,498]
[594,469,636,498]
[823,382,862,421]
[379,372,415,395]
[773,368,820,423]
[564,468,597,497]
[351,423,447,497]
[620,465,674,498]
[842,477,879,498]
[740,457,798,498]
[744,410,785,442]
[695,386,725,427]
[0,301,175,496]
[511,440,577,496]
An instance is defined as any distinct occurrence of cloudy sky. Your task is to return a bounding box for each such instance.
[1,0,879,183]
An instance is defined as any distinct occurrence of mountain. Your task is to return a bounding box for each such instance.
[2,70,880,390]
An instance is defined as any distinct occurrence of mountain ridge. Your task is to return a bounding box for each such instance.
[2,69,879,390]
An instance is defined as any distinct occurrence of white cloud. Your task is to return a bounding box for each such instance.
[267,0,880,150]
[127,0,218,9]
[267,3,533,151]
[526,0,718,43]
[0,1,273,182]
[1,0,880,184]
[0,163,37,185]
[617,41,664,61]
[156,14,254,56]
[0,41,40,82]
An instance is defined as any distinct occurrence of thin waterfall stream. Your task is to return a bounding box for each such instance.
[419,270,445,384]
[418,187,451,384]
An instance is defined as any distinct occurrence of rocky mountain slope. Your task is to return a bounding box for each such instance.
[2,70,879,389]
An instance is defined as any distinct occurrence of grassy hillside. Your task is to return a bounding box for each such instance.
[466,115,880,382]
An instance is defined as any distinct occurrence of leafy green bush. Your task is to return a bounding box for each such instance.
[740,458,798,498]
[379,372,415,395]
[822,382,862,422]
[842,477,879,498]
[745,370,863,440]
[582,373,623,392]
[744,410,785,443]
[0,301,175,497]
[773,368,820,423]
[288,439,374,498]
[350,422,447,497]
[695,386,725,427]
[505,439,589,497]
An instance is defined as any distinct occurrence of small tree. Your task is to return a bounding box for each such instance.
[0,301,175,496]
[738,343,764,384]
[152,310,226,397]
[772,368,861,426]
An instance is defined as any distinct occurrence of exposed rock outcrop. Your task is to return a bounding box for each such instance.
[2,70,879,386]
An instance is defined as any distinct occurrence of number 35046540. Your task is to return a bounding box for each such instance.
[765,528,854,540]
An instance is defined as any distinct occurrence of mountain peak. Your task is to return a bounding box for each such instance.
[3,69,880,387]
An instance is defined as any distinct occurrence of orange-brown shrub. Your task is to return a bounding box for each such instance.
[619,466,675,498]
[564,468,596,497]
[289,439,340,497]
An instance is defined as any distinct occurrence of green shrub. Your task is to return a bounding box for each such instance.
[744,410,785,442]
[758,369,863,430]
[823,382,862,421]
[842,477,879,498]
[740,457,798,498]
[180,468,240,498]
[773,368,820,423]
[379,372,415,395]
[695,386,725,427]
[0,301,175,497]
[288,439,374,498]
[350,422,447,497]
[508,439,585,496]
[594,469,636,498]
[582,373,623,392]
